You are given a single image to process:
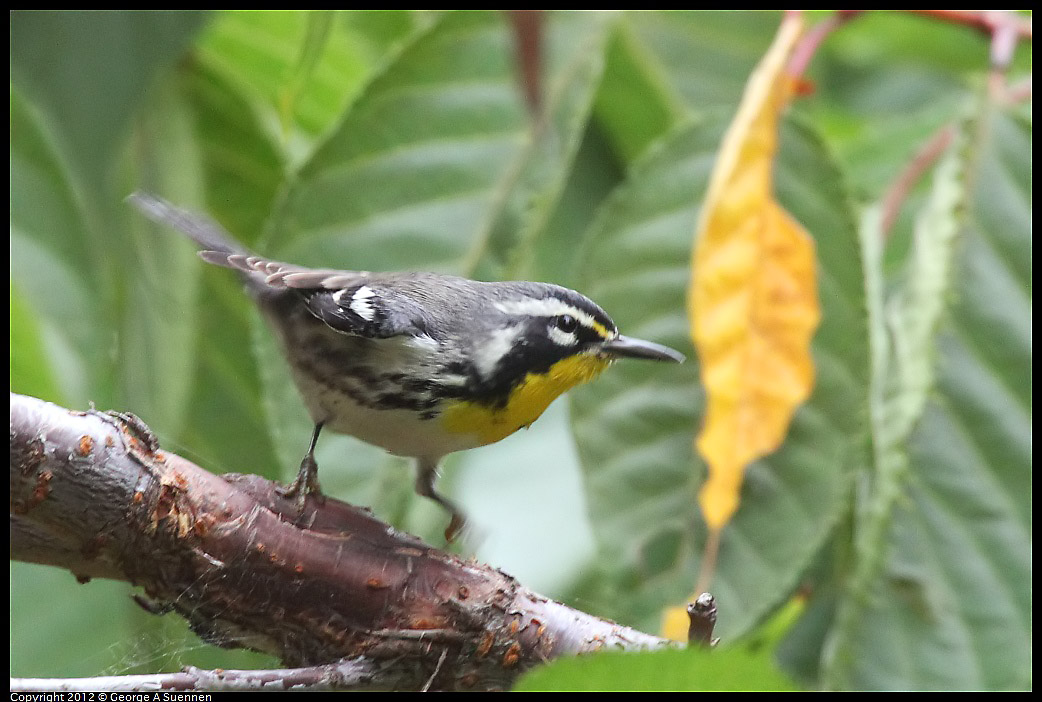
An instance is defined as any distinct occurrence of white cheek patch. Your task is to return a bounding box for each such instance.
[348,285,377,321]
[547,326,578,347]
[474,325,523,379]
[494,297,605,332]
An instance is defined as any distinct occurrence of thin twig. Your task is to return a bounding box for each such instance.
[421,648,449,692]
[686,593,719,648]
[880,125,957,240]
[787,10,1031,86]
[905,10,1031,41]
[694,527,722,601]
[11,660,382,693]
[506,10,544,116]
[787,10,864,80]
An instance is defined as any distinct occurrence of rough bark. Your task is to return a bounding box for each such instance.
[10,392,674,691]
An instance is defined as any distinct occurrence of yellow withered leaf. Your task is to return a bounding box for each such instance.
[688,14,820,531]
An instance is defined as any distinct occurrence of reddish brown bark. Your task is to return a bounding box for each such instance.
[10,392,672,691]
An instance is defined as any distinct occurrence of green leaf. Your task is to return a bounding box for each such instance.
[591,11,780,166]
[10,89,110,409]
[529,125,627,289]
[823,108,1032,691]
[271,11,612,273]
[175,272,282,480]
[12,14,212,430]
[196,10,427,160]
[514,645,799,692]
[271,9,526,272]
[469,10,618,281]
[568,113,869,640]
[278,11,336,133]
[10,560,276,679]
[795,11,1031,205]
[120,83,203,437]
[625,10,780,110]
[591,22,685,164]
[10,281,63,405]
[185,62,287,238]
[131,64,288,477]
[10,10,208,194]
[9,563,137,678]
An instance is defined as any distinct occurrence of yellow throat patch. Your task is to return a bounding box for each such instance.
[440,353,612,446]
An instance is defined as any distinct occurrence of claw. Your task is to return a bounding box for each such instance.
[277,422,325,509]
[444,512,467,543]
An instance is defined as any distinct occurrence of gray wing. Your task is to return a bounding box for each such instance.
[203,255,428,339]
[300,283,430,339]
[129,191,426,339]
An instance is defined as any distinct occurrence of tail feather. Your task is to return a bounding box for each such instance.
[127,191,250,259]
[127,192,357,304]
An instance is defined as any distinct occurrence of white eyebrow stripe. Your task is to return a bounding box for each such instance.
[495,298,598,329]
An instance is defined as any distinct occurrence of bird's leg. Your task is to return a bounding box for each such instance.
[415,458,467,542]
[279,422,324,508]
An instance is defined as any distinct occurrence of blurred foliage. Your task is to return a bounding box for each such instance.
[9,10,1031,691]
[515,642,799,692]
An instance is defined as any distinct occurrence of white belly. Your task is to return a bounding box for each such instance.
[291,369,480,460]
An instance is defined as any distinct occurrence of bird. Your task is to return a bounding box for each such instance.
[129,192,685,540]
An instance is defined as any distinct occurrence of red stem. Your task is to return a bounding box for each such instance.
[787,10,1031,82]
[787,10,863,80]
[906,10,1032,41]
[880,125,956,240]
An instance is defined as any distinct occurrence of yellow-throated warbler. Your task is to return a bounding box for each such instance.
[130,192,684,539]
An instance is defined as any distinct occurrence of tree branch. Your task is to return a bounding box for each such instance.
[10,392,676,691]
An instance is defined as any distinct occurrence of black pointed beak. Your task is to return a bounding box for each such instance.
[601,335,686,363]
